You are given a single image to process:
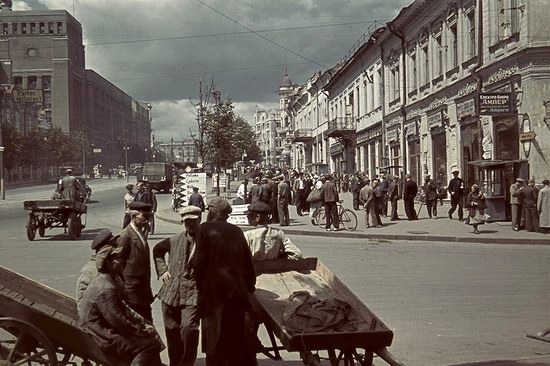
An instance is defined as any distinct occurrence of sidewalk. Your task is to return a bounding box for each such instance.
[156,187,549,245]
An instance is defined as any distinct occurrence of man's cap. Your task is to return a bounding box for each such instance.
[66,168,73,173]
[452,169,460,174]
[179,205,202,221]
[91,230,118,251]
[208,197,232,215]
[516,178,525,182]
[543,179,549,185]
[128,201,153,212]
[125,183,134,190]
[96,244,127,272]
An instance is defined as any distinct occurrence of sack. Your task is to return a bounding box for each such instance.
[306,188,322,203]
[437,188,447,200]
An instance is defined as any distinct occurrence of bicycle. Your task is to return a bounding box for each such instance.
[313,200,358,231]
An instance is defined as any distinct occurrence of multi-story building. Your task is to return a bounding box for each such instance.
[253,106,283,167]
[284,0,550,221]
[156,138,198,163]
[0,8,152,174]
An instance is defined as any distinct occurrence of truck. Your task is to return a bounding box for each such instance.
[140,162,174,192]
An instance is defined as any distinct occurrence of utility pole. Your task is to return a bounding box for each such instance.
[123,129,129,182]
[170,137,174,162]
[82,120,86,178]
[0,85,5,200]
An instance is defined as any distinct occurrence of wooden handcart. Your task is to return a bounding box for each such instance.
[0,265,110,365]
[251,258,404,365]
[23,199,87,241]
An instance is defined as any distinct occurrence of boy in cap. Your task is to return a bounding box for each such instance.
[79,241,163,366]
[76,230,120,310]
[123,183,135,228]
[118,201,155,320]
[194,197,256,365]
[153,205,202,366]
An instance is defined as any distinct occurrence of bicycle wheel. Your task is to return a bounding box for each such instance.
[316,207,326,228]
[340,208,358,231]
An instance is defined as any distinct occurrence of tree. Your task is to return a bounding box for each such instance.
[190,78,216,165]
[1,123,23,174]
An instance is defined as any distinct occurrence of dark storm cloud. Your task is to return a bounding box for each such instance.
[28,0,410,140]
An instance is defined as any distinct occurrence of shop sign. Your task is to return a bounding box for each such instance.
[544,100,550,123]
[427,111,442,129]
[13,89,43,103]
[457,99,476,118]
[479,93,512,115]
[519,131,536,141]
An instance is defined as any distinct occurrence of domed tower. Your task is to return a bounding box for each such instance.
[278,69,293,129]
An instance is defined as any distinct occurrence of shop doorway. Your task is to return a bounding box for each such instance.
[431,128,447,185]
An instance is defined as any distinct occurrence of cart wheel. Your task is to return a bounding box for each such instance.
[38,221,46,238]
[76,217,82,238]
[26,214,37,241]
[67,213,78,240]
[340,209,358,232]
[0,317,58,366]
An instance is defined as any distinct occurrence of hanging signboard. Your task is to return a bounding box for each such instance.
[479,93,512,115]
[13,89,43,103]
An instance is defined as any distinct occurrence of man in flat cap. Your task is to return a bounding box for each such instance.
[422,174,438,219]
[153,205,202,366]
[76,230,120,311]
[447,169,465,221]
[510,177,525,231]
[194,197,256,365]
[58,168,83,201]
[123,183,135,228]
[79,241,163,366]
[117,202,155,320]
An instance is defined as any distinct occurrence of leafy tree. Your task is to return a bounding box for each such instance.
[1,123,23,173]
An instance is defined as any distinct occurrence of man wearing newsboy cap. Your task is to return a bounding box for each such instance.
[193,197,256,365]
[153,205,202,366]
[117,202,155,320]
[76,230,121,311]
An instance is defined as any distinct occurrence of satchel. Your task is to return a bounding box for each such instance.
[437,187,447,199]
[306,188,322,203]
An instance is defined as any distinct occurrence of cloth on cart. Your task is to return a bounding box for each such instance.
[282,291,368,334]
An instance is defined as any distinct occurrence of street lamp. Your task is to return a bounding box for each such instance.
[0,85,5,200]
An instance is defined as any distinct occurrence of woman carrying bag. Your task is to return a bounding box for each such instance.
[466,184,486,234]
[306,176,324,225]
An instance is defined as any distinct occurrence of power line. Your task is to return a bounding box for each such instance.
[193,0,328,69]
[84,20,378,46]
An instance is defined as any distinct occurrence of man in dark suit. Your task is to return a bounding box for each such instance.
[447,169,465,221]
[403,174,418,220]
[422,175,438,218]
[117,201,155,321]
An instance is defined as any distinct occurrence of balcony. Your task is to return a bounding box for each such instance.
[327,117,356,138]
[292,128,313,142]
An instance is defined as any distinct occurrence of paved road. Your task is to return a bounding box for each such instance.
[0,181,549,365]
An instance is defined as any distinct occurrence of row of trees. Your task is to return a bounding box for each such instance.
[2,124,89,181]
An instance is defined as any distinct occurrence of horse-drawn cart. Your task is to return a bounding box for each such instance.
[23,200,87,241]
[0,265,110,366]
[252,258,404,365]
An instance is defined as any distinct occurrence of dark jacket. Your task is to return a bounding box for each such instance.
[321,180,339,203]
[403,179,418,201]
[153,231,198,307]
[118,224,154,305]
[518,186,538,208]
[188,192,205,211]
[422,180,438,201]
[448,177,465,197]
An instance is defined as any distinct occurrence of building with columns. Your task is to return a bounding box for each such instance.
[283,0,550,221]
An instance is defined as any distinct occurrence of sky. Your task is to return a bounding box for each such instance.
[11,0,411,142]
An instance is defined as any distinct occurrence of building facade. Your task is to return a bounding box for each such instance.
[283,0,550,220]
[0,9,152,174]
[253,106,283,167]
[156,138,198,163]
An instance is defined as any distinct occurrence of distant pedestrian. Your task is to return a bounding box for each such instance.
[422,175,438,219]
[466,184,486,234]
[236,178,249,205]
[370,179,383,228]
[277,176,291,226]
[379,171,390,217]
[537,179,550,233]
[122,183,134,229]
[307,176,324,225]
[518,179,539,232]
[447,170,465,221]
[350,172,360,210]
[144,184,158,235]
[388,176,400,221]
[510,178,525,231]
[321,175,339,231]
[188,186,205,213]
[292,172,305,216]
[359,178,373,228]
[249,177,261,204]
[403,174,418,220]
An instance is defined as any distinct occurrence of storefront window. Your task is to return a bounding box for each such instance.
[481,166,505,197]
[494,116,519,161]
[432,128,447,185]
[408,138,421,183]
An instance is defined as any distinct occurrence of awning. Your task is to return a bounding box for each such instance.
[467,159,528,168]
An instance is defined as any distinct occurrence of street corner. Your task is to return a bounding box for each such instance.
[155,208,181,226]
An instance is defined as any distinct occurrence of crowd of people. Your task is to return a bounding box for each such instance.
[235,167,550,235]
[77,182,303,366]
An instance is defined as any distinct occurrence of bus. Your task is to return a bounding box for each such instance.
[140,162,174,192]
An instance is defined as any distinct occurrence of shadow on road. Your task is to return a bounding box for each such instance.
[451,360,550,366]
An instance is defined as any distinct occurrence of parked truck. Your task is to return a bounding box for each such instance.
[140,162,174,192]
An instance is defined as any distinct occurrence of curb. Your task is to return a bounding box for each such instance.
[155,211,550,246]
